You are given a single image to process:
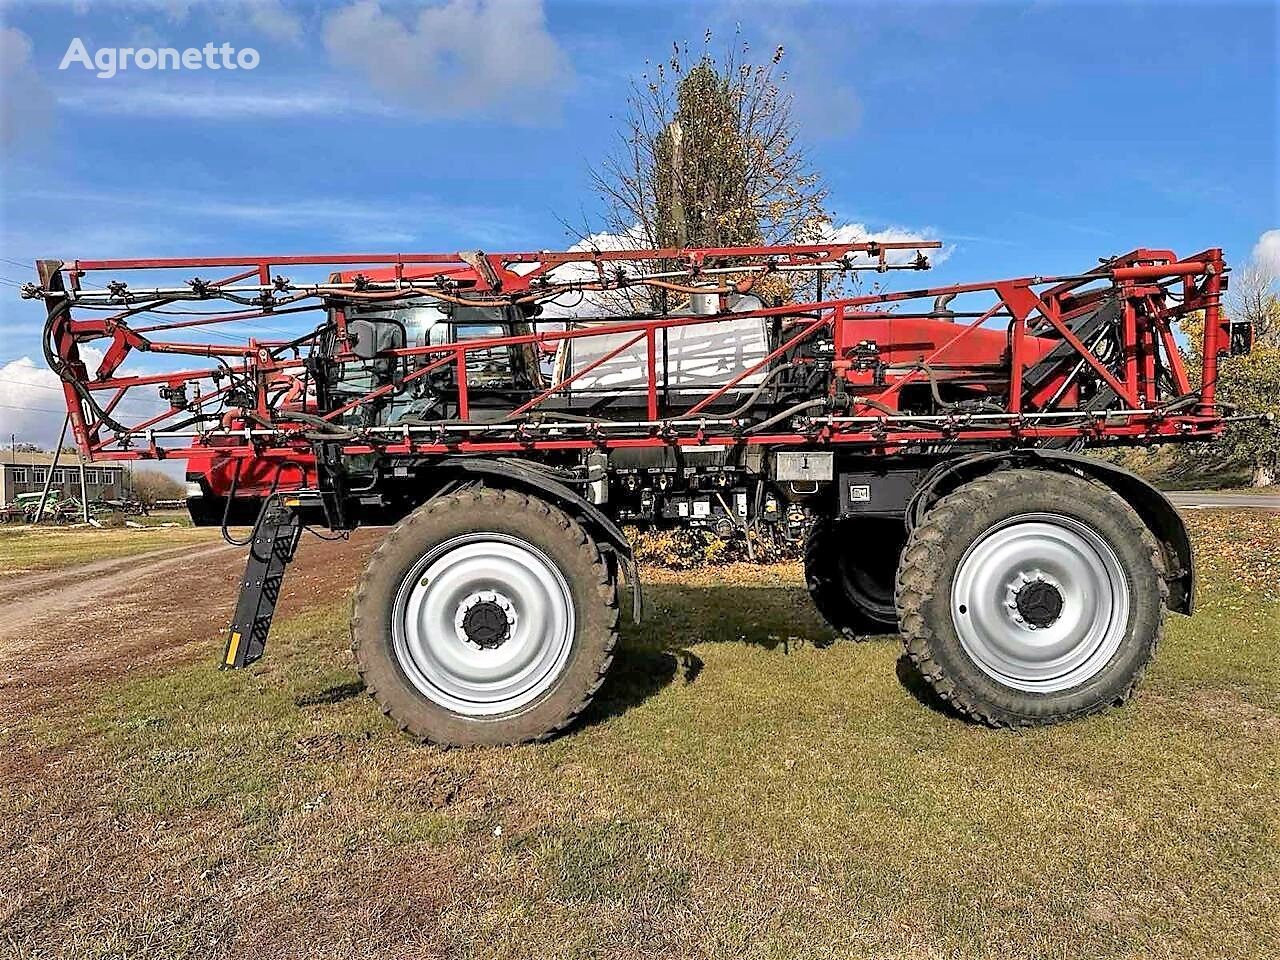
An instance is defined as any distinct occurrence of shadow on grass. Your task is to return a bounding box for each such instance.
[893,654,967,721]
[295,680,366,707]
[286,581,911,733]
[581,581,890,730]
[583,645,705,727]
[626,583,833,651]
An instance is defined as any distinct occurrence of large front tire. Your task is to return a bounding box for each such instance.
[895,469,1167,727]
[352,488,618,746]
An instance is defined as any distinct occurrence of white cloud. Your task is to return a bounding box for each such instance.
[321,0,571,122]
[13,186,527,248]
[1251,229,1280,276]
[161,0,194,23]
[0,28,55,150]
[130,0,303,44]
[565,228,647,255]
[531,224,945,319]
[0,357,70,450]
[0,28,33,76]
[829,222,951,267]
[560,224,943,265]
[242,0,304,45]
[0,348,122,450]
[58,87,404,119]
[0,351,188,481]
[533,228,651,318]
[0,345,188,452]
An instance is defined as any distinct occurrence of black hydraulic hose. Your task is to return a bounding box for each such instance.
[220,460,303,548]
[885,361,1005,414]
[507,461,585,480]
[294,411,357,439]
[841,396,968,430]
[268,321,333,359]
[43,295,259,441]
[243,408,357,441]
[1158,391,1201,414]
[42,299,133,437]
[722,363,800,420]
[849,396,899,417]
[219,458,251,546]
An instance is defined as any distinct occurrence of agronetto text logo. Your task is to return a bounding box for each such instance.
[59,38,260,80]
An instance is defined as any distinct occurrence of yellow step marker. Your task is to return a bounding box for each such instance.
[224,630,242,667]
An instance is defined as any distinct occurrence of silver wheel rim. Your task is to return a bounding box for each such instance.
[951,513,1130,693]
[391,533,575,716]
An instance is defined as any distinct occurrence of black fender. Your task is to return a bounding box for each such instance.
[907,450,1194,614]
[441,458,642,621]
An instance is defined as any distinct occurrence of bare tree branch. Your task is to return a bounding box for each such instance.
[582,30,831,310]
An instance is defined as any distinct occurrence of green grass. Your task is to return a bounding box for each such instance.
[1156,469,1257,491]
[0,523,222,574]
[1093,445,1260,492]
[3,513,1278,959]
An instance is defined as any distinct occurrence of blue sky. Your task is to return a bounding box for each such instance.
[0,0,1276,448]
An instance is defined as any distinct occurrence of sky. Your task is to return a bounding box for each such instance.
[0,0,1277,454]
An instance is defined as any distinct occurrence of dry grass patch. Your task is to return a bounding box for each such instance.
[3,511,1278,959]
[0,524,222,574]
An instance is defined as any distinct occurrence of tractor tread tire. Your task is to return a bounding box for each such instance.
[351,488,618,747]
[805,518,900,638]
[895,468,1167,728]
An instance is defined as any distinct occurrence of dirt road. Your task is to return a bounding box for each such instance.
[0,529,379,718]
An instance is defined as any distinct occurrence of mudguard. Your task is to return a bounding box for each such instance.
[907,450,1195,614]
[442,457,643,621]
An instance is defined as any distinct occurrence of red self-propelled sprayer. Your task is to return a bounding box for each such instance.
[22,241,1254,744]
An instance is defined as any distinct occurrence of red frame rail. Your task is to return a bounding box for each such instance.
[23,243,1231,468]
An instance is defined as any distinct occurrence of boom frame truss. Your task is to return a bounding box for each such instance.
[24,241,1232,468]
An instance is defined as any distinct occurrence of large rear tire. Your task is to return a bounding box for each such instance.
[352,488,618,746]
[895,468,1166,727]
[805,517,904,637]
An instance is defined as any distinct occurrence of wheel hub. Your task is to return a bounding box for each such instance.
[1007,572,1065,629]
[950,514,1130,692]
[457,594,515,649]
[391,534,574,717]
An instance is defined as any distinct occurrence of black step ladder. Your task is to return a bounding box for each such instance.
[221,499,302,670]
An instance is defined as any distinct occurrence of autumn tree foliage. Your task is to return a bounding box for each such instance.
[585,33,830,309]
[1217,266,1280,486]
[131,468,185,505]
[1180,264,1280,487]
[591,34,828,249]
[1216,341,1280,486]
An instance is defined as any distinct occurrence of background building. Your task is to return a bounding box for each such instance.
[0,451,132,506]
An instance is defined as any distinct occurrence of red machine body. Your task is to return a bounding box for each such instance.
[22,240,1255,742]
[25,242,1237,505]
